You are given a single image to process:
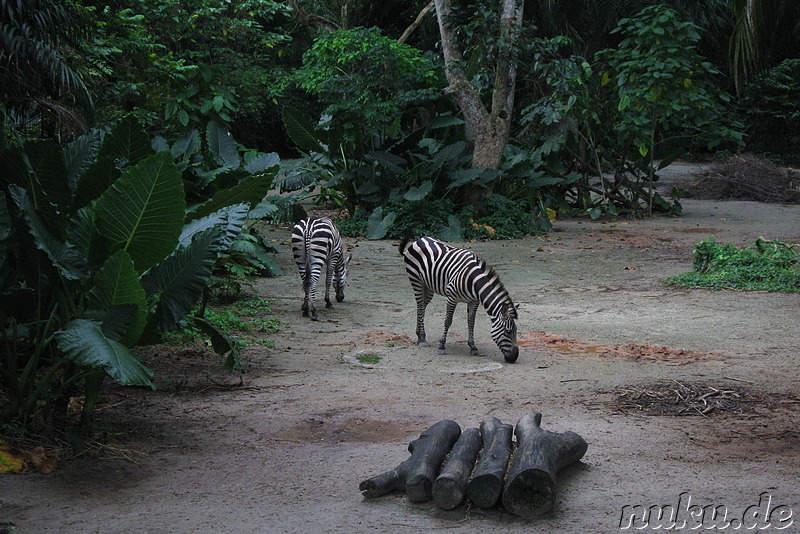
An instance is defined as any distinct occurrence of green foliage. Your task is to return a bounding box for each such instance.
[0,0,93,142]
[337,195,549,241]
[296,26,439,137]
[597,5,743,212]
[740,59,800,155]
[667,238,800,292]
[0,115,280,432]
[520,6,744,218]
[165,297,280,363]
[356,353,382,365]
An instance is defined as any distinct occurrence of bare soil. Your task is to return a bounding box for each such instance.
[3,167,800,533]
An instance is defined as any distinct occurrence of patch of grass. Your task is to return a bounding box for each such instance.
[337,196,549,240]
[356,353,382,365]
[667,238,800,292]
[164,296,280,349]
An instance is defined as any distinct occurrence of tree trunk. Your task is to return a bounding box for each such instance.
[432,427,481,510]
[433,0,523,172]
[359,420,461,501]
[466,418,514,508]
[501,412,588,517]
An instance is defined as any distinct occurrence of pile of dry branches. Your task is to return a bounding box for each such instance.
[610,382,762,416]
[688,154,800,203]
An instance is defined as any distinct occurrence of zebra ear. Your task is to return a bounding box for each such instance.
[503,303,518,319]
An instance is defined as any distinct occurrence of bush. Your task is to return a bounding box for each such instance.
[667,238,800,292]
[741,59,800,156]
[337,196,549,241]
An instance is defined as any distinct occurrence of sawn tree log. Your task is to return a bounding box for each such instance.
[359,420,461,501]
[501,412,588,517]
[431,427,481,510]
[466,417,514,508]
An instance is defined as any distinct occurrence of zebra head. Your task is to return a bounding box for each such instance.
[490,302,519,363]
[334,254,352,302]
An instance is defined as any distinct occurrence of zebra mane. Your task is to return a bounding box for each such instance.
[476,257,515,307]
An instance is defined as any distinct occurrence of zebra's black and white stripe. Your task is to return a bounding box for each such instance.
[292,217,349,321]
[399,236,519,363]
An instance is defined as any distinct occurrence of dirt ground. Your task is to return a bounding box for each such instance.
[3,164,800,533]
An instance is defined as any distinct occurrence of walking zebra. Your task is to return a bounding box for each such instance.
[292,217,350,321]
[399,236,520,363]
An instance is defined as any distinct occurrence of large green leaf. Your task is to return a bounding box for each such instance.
[171,129,201,161]
[74,155,119,209]
[9,185,89,281]
[95,152,186,272]
[55,319,154,388]
[436,215,463,241]
[64,129,103,190]
[97,113,154,165]
[190,316,234,356]
[87,250,147,346]
[179,203,249,254]
[1,146,61,231]
[0,146,29,189]
[404,181,433,201]
[366,151,407,173]
[366,207,397,240]
[141,226,222,332]
[187,171,275,222]
[244,152,280,173]
[25,140,70,209]
[206,119,241,168]
[282,107,326,154]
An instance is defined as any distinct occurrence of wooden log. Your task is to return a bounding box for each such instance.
[405,420,462,502]
[466,418,514,508]
[432,427,481,510]
[501,412,588,517]
[359,419,461,500]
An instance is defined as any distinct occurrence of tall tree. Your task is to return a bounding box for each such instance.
[0,0,93,142]
[433,0,523,169]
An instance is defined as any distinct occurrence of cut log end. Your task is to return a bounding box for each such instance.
[502,469,556,517]
[406,475,434,503]
[466,473,504,509]
[431,477,464,510]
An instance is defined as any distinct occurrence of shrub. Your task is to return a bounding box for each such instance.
[667,238,800,292]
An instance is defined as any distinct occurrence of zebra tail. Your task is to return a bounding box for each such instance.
[398,230,416,255]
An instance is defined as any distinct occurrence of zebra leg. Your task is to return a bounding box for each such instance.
[308,267,322,321]
[438,298,458,355]
[300,272,310,317]
[415,288,433,347]
[324,259,335,308]
[467,301,480,355]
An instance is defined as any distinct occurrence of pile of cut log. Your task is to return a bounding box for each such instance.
[359,412,587,518]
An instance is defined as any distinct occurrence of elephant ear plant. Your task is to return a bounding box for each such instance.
[0,115,276,432]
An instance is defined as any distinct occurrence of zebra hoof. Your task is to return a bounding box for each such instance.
[302,310,309,317]
[437,348,446,355]
[325,301,334,309]
[311,316,320,321]
[418,341,429,347]
[336,294,345,302]
[470,348,480,356]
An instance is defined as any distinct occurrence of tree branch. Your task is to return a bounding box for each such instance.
[287,0,341,31]
[398,1,435,44]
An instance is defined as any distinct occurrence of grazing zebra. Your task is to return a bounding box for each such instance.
[291,217,350,321]
[399,236,520,363]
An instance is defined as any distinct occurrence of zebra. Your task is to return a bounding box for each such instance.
[399,236,520,363]
[291,217,350,321]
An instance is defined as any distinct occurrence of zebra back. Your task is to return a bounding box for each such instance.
[401,237,515,316]
[291,217,344,274]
